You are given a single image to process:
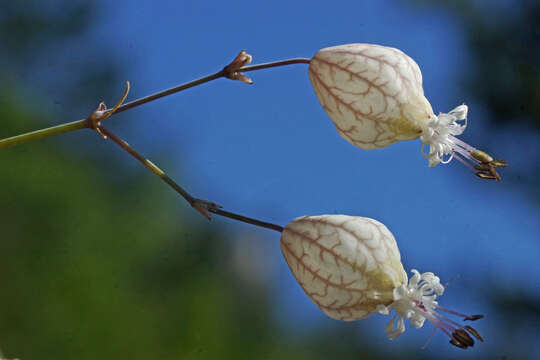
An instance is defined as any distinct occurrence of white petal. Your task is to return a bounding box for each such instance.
[449,104,468,120]
[385,315,398,337]
[376,304,390,315]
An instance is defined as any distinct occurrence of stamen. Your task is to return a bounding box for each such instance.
[452,329,474,347]
[476,172,498,180]
[436,305,472,319]
[420,105,507,181]
[381,270,484,350]
[491,159,508,168]
[433,311,467,330]
[436,322,454,339]
[450,338,468,349]
[464,314,484,321]
[474,163,492,171]
[449,136,477,154]
[453,153,476,172]
[430,308,485,349]
[421,327,437,350]
[438,320,456,333]
[464,325,484,342]
[471,150,494,163]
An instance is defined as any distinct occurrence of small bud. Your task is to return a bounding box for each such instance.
[88,102,108,122]
[86,81,130,139]
[223,50,254,84]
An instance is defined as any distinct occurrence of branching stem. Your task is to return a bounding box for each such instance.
[0,51,305,232]
[0,56,311,150]
[98,125,284,233]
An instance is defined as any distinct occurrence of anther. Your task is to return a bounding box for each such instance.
[450,338,467,349]
[475,172,498,180]
[464,314,484,321]
[488,166,501,181]
[474,163,492,171]
[452,329,474,347]
[464,325,484,342]
[491,159,508,168]
[471,150,494,164]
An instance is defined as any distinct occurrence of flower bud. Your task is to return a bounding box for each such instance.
[309,44,430,149]
[309,43,506,180]
[280,215,407,321]
[281,215,484,349]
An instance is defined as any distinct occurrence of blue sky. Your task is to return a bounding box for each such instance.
[35,0,540,357]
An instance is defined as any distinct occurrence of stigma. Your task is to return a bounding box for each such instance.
[420,105,507,180]
[376,269,484,349]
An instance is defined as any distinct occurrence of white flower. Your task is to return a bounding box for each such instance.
[308,43,506,180]
[281,215,483,349]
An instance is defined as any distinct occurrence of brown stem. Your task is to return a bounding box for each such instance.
[113,71,225,115]
[111,58,311,115]
[0,54,310,150]
[98,125,284,233]
[241,58,311,73]
[208,208,284,233]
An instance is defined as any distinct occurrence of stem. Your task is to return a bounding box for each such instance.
[113,70,225,115]
[207,208,284,233]
[0,56,311,151]
[98,125,284,233]
[0,119,86,150]
[112,58,311,114]
[241,58,311,73]
[98,126,195,203]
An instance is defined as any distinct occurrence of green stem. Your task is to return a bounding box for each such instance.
[0,119,87,150]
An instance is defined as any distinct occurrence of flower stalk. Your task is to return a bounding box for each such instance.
[0,51,310,150]
[81,80,285,230]
[99,124,284,231]
[0,50,304,229]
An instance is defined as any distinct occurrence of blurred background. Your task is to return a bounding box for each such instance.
[1,0,539,359]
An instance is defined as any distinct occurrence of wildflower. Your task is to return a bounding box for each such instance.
[308,43,506,180]
[280,215,483,349]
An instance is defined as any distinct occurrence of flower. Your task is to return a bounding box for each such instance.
[281,215,483,349]
[376,269,484,349]
[308,43,506,180]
